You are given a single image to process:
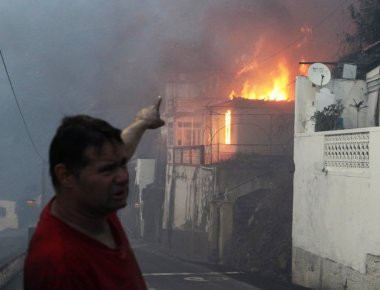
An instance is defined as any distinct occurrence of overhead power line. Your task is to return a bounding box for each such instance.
[0,49,45,161]
[258,0,353,66]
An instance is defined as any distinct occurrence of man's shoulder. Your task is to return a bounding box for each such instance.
[27,222,78,267]
[24,235,90,290]
[27,206,83,264]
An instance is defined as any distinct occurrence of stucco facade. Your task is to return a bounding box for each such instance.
[162,164,216,232]
[292,67,380,289]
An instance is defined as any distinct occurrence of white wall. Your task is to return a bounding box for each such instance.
[0,200,18,231]
[293,68,380,287]
[294,76,316,133]
[293,127,380,274]
[135,159,156,235]
[295,76,367,133]
[326,79,368,129]
[135,159,155,191]
[162,164,216,231]
[162,165,173,229]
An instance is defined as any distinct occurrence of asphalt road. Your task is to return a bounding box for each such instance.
[3,239,304,290]
[133,241,261,290]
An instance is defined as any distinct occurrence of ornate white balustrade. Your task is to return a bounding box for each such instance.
[324,132,370,169]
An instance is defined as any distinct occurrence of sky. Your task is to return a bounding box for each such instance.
[0,0,356,217]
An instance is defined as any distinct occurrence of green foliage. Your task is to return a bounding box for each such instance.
[311,100,345,132]
[345,0,380,50]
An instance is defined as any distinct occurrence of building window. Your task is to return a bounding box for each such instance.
[176,120,203,146]
[184,129,192,145]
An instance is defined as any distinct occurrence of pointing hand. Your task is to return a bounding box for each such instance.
[135,96,165,129]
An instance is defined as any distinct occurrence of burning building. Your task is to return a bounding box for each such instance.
[204,97,293,163]
[130,16,316,274]
[148,64,296,279]
[163,66,294,166]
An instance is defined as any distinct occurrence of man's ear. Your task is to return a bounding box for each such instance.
[54,164,76,188]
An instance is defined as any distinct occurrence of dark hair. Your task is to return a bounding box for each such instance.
[49,115,122,189]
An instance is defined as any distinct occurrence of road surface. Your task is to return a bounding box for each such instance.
[3,239,304,290]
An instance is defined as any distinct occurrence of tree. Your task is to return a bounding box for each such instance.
[345,0,380,51]
[336,0,380,78]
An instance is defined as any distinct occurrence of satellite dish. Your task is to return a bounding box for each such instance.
[308,63,331,86]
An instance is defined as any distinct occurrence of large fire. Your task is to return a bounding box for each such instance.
[228,60,291,102]
[225,60,292,144]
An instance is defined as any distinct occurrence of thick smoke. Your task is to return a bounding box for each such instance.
[0,0,353,218]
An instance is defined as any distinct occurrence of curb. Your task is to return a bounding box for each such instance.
[0,253,25,289]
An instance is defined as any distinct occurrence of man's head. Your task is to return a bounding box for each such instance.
[49,115,123,190]
[49,115,130,213]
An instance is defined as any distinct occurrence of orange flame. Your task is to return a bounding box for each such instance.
[228,90,236,100]
[225,110,231,144]
[229,60,290,101]
[299,56,309,76]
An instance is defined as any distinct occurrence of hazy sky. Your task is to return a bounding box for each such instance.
[0,0,355,204]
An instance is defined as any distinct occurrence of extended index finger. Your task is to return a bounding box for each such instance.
[154,96,162,110]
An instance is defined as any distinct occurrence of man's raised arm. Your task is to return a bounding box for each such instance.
[121,96,165,160]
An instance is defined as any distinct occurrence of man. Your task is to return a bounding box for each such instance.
[24,97,165,290]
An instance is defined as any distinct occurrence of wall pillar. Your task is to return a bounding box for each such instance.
[219,200,234,263]
[208,201,220,262]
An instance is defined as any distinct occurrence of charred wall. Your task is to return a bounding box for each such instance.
[155,153,294,282]
[213,154,294,281]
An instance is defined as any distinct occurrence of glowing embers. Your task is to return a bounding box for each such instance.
[225,110,231,145]
[228,60,290,102]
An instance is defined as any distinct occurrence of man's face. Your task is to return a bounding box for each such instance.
[72,141,129,215]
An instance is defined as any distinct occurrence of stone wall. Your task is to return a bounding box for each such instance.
[293,247,380,289]
[223,156,294,282]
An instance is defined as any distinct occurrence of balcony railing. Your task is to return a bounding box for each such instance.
[168,146,205,165]
[168,142,292,165]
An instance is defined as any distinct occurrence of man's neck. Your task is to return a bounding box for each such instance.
[50,196,117,249]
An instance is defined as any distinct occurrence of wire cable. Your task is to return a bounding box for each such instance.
[257,0,354,66]
[229,1,351,99]
[0,49,45,161]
